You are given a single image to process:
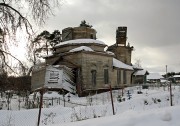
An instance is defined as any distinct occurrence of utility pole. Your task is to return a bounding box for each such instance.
[163,65,168,91]
[166,65,167,79]
[166,65,173,106]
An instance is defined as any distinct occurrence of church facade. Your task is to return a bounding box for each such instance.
[32,21,134,96]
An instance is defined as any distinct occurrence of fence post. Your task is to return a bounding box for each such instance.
[63,94,65,107]
[37,89,44,126]
[170,82,173,106]
[109,85,115,115]
[59,97,60,105]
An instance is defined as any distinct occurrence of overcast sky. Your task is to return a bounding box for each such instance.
[39,0,180,74]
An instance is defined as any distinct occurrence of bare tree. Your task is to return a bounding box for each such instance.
[0,0,62,75]
[134,58,142,68]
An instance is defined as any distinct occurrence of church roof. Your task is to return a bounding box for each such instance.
[55,39,106,48]
[134,70,148,76]
[113,58,133,70]
[69,46,94,52]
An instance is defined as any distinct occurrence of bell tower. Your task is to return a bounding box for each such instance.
[116,26,127,46]
[107,26,133,65]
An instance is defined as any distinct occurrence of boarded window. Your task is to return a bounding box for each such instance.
[91,70,96,86]
[123,70,126,84]
[48,70,60,84]
[104,69,109,84]
[117,69,121,85]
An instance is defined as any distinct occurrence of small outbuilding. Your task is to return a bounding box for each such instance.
[147,73,164,83]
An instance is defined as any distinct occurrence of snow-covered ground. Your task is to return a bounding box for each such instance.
[0,85,180,126]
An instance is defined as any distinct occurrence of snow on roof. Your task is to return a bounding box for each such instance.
[106,51,115,55]
[134,70,147,76]
[173,75,180,78]
[55,39,106,47]
[69,46,94,52]
[147,73,164,80]
[113,58,133,70]
[160,79,170,83]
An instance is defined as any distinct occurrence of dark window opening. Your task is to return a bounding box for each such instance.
[104,69,109,84]
[123,70,126,84]
[90,34,93,39]
[117,70,121,85]
[91,70,96,86]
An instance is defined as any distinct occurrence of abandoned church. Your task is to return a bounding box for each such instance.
[31,21,135,96]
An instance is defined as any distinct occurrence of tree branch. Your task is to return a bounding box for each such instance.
[0,50,26,75]
[0,2,33,35]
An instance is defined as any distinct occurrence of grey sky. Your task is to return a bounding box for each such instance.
[40,0,180,74]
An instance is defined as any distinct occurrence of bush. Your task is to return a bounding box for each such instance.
[137,91,143,94]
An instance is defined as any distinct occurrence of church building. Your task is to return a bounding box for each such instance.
[31,21,134,96]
